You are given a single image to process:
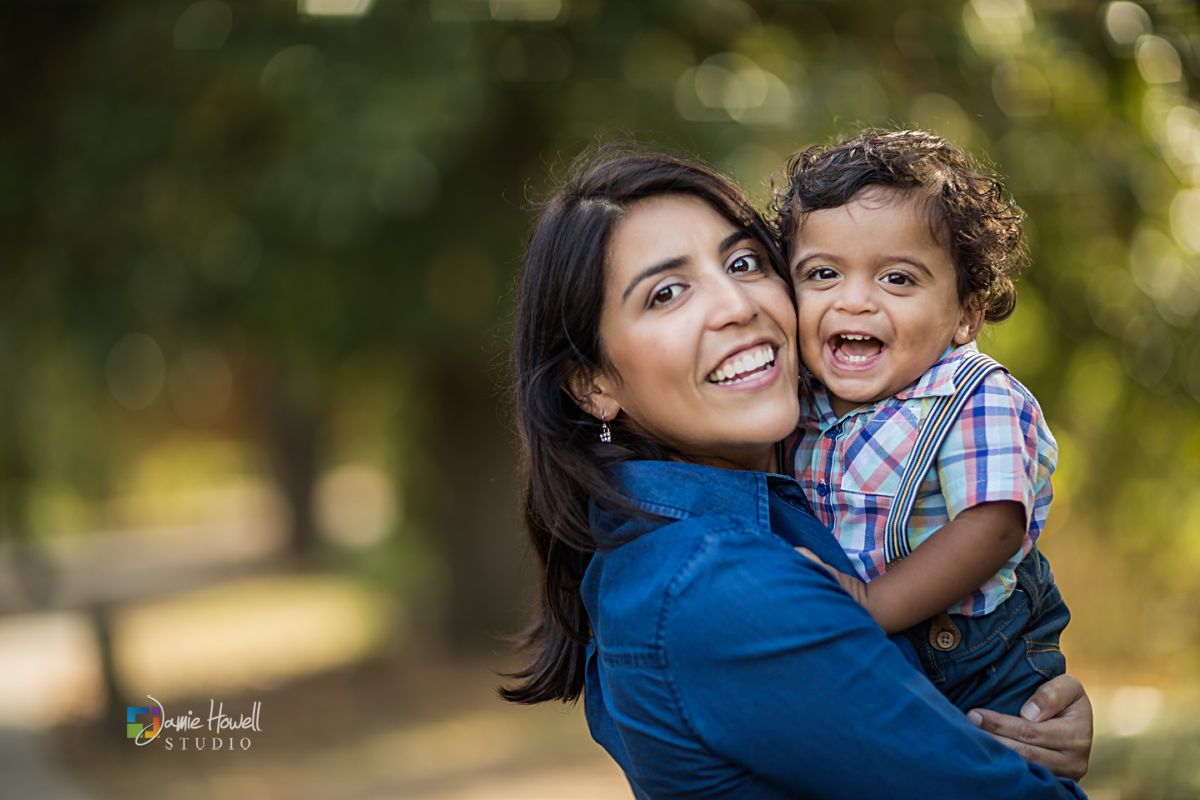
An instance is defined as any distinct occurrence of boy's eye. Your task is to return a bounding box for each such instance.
[728,252,761,274]
[806,266,838,281]
[882,271,912,286]
[650,283,683,307]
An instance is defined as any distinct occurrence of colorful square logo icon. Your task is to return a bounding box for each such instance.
[126,703,162,743]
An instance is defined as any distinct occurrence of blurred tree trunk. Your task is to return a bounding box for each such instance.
[417,352,524,653]
[248,364,323,557]
[267,394,320,556]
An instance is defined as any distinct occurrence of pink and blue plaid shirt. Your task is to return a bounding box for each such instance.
[788,343,1057,616]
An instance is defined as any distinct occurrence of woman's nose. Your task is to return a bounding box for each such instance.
[707,274,758,328]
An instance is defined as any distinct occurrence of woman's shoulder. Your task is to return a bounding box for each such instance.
[586,513,841,656]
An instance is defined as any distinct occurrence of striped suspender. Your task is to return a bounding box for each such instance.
[881,351,1005,566]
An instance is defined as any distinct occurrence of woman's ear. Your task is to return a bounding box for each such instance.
[953,294,986,345]
[565,368,621,422]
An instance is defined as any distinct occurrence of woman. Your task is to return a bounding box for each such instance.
[502,149,1091,798]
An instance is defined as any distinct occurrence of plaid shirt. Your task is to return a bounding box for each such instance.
[787,344,1057,616]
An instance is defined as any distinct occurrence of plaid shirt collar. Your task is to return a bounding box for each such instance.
[806,342,979,431]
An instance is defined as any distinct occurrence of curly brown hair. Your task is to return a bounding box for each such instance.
[770,129,1027,323]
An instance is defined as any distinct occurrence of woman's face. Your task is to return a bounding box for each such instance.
[585,194,799,472]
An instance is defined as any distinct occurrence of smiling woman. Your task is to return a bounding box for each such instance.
[569,193,799,472]
[501,148,1092,799]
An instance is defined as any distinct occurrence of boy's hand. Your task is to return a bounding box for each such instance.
[795,547,869,606]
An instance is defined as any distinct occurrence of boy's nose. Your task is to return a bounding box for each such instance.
[833,279,877,313]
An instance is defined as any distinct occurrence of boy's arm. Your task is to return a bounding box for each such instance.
[801,500,1027,633]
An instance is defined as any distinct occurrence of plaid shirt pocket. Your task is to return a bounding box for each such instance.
[839,402,922,498]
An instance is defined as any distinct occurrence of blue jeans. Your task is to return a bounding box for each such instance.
[906,546,1070,716]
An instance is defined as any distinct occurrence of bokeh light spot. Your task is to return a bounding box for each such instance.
[1135,35,1182,85]
[1108,686,1164,737]
[964,0,1033,52]
[315,464,398,548]
[106,334,166,411]
[489,0,561,22]
[992,60,1051,118]
[299,0,376,17]
[174,1,231,50]
[1121,315,1174,388]
[371,150,441,217]
[260,45,324,102]
[909,93,979,150]
[1169,189,1200,254]
[1103,1,1152,49]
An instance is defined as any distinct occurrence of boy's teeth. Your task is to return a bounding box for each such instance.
[832,333,883,363]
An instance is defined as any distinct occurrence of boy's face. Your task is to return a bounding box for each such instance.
[789,187,981,418]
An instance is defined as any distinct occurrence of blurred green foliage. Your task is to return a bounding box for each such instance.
[1,0,1198,669]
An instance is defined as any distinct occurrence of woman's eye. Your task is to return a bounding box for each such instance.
[882,271,912,286]
[650,284,683,307]
[728,252,761,274]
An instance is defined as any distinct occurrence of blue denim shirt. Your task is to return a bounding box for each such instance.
[581,460,1085,799]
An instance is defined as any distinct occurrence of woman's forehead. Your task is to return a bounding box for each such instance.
[609,195,739,259]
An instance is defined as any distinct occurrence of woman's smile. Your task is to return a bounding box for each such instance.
[705,342,779,386]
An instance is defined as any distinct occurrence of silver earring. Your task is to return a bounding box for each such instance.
[599,421,612,443]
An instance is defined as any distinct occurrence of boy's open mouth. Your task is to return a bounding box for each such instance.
[828,333,884,365]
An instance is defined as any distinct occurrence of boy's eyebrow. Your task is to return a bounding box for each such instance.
[790,251,833,270]
[890,256,935,279]
[621,231,752,302]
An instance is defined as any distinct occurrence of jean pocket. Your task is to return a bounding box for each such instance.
[1023,636,1065,680]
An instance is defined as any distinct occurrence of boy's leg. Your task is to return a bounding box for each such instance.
[906,545,1070,716]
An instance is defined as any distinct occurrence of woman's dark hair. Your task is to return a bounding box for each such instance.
[501,147,789,704]
[770,129,1027,323]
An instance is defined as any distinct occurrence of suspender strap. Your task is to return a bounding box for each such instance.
[882,351,1005,566]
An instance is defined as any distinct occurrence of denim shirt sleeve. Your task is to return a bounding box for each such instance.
[661,523,1086,799]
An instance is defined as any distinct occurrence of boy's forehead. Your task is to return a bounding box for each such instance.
[790,186,945,245]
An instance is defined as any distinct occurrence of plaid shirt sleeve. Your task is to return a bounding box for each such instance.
[934,371,1057,530]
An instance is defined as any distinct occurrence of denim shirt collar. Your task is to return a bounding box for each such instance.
[590,460,814,549]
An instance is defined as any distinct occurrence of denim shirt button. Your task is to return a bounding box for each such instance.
[816,482,830,497]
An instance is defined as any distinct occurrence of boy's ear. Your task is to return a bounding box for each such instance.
[954,294,986,345]
[565,368,621,422]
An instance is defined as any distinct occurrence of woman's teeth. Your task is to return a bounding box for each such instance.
[707,345,775,384]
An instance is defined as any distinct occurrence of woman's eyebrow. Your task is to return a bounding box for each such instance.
[621,256,687,302]
[620,230,753,303]
[719,230,751,251]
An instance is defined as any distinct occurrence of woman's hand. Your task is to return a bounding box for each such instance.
[794,547,868,605]
[967,674,1093,781]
